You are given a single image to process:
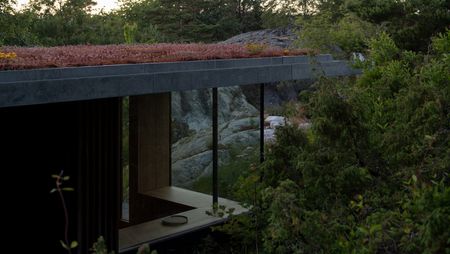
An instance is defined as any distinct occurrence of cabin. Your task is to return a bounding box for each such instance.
[0,44,359,253]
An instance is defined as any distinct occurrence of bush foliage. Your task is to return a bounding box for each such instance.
[212,31,450,254]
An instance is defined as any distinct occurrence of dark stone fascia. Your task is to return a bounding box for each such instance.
[0,55,334,83]
[0,55,361,108]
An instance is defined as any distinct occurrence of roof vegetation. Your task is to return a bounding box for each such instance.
[0,44,310,71]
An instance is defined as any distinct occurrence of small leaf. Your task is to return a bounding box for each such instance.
[376,123,385,129]
[50,188,57,194]
[63,187,74,191]
[357,227,368,235]
[412,175,417,183]
[424,135,434,141]
[60,240,69,250]
[63,176,70,181]
[52,174,59,179]
[70,241,78,248]
[369,224,382,235]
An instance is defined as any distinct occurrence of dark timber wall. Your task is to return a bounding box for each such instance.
[130,93,171,193]
[76,99,120,253]
[0,98,120,253]
[127,93,191,225]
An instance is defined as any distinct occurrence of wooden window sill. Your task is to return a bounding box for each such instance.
[119,186,247,252]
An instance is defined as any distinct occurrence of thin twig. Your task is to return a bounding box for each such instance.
[56,170,72,254]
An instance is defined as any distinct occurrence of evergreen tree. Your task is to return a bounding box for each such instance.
[346,0,450,51]
[24,0,96,45]
[120,0,262,43]
[0,0,39,45]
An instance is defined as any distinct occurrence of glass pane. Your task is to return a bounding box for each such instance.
[171,89,212,195]
[218,85,260,200]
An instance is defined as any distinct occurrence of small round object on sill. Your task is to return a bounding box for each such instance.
[161,215,188,226]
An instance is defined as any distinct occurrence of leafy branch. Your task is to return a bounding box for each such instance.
[51,170,77,253]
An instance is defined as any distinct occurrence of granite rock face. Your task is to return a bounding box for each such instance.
[172,28,310,188]
[171,86,258,133]
[171,86,260,187]
[220,27,299,48]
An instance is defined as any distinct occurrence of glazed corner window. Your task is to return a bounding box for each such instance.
[122,93,191,226]
[119,91,250,251]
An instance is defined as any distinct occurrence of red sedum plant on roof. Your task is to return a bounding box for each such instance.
[0,43,311,71]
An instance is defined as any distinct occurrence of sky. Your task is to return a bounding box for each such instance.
[15,0,120,12]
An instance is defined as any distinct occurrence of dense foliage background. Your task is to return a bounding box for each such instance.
[1,0,448,48]
[1,0,448,253]
[210,30,449,253]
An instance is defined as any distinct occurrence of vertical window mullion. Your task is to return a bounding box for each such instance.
[260,84,265,163]
[212,87,218,205]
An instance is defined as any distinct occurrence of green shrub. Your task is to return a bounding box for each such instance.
[210,30,450,254]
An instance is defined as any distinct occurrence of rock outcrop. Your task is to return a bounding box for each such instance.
[221,27,298,48]
[171,87,258,133]
[172,28,310,188]
[171,87,260,187]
